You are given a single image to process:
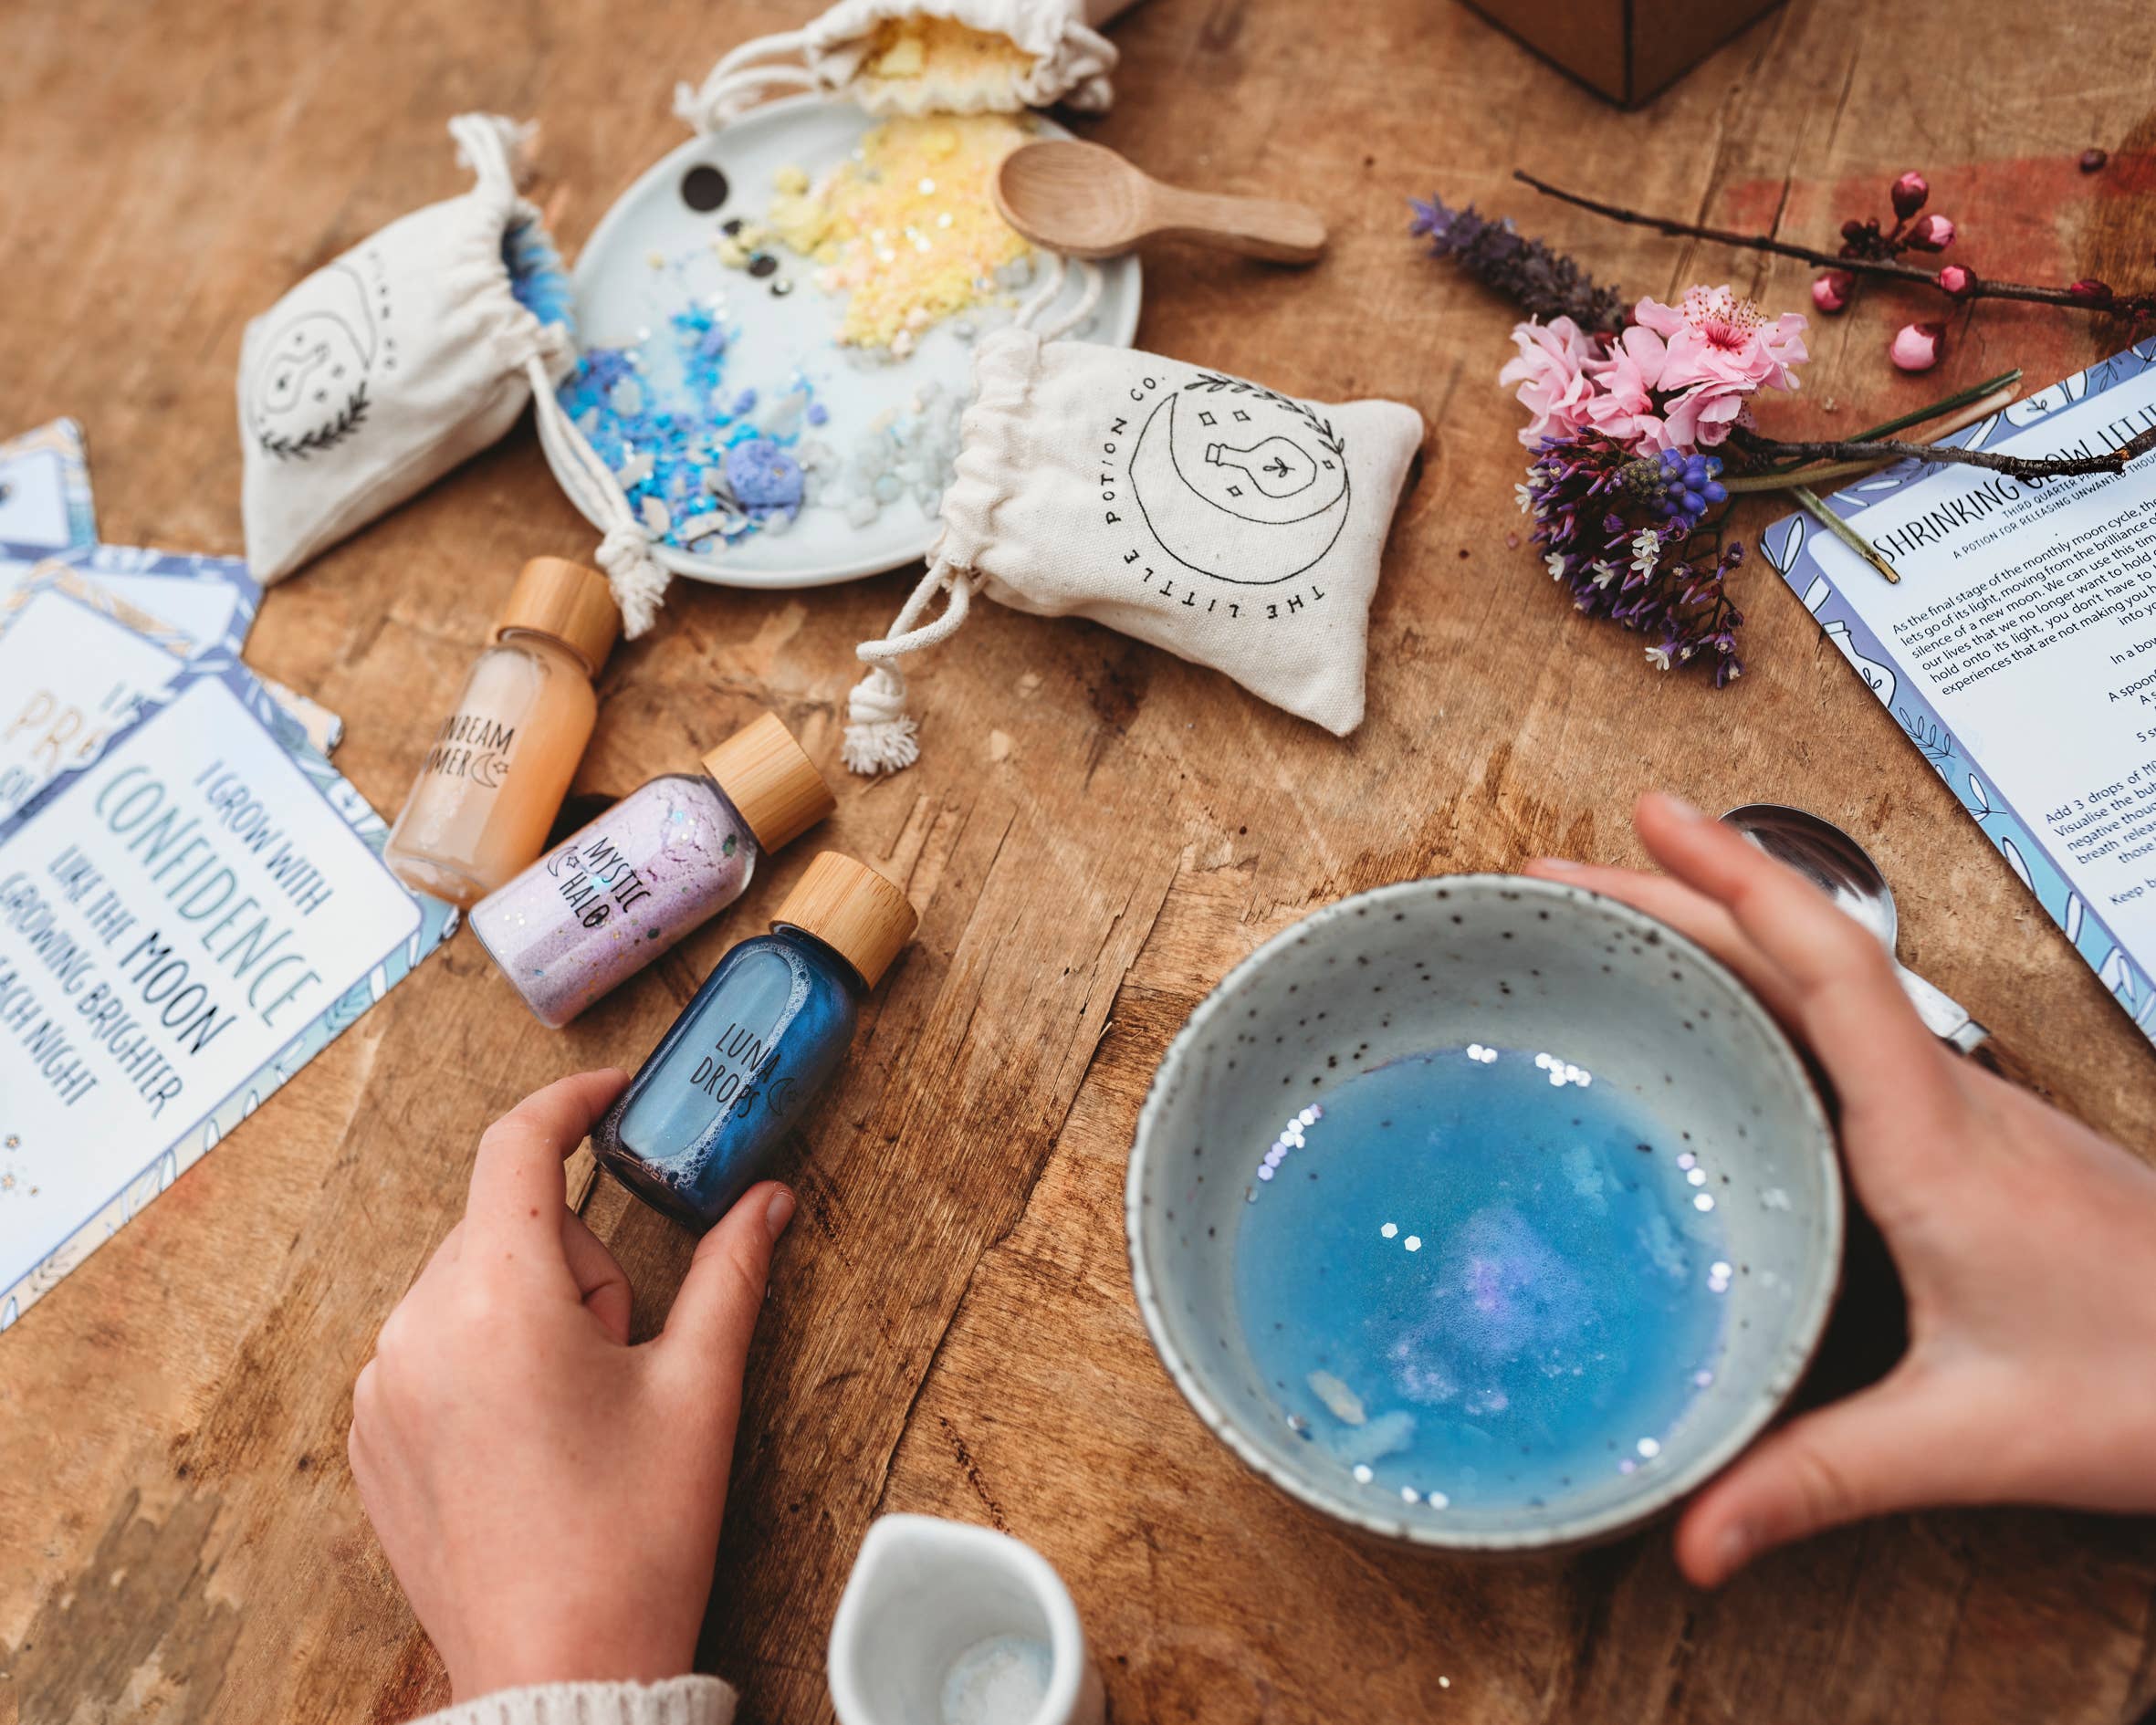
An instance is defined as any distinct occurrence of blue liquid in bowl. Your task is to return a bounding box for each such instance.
[1233,1045,1730,1512]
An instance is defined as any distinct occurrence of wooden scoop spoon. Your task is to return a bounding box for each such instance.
[994,140,1326,264]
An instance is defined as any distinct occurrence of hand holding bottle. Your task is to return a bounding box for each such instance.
[1531,794,2156,1584]
[349,1070,794,1698]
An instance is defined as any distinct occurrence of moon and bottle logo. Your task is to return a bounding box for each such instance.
[1107,371,1352,619]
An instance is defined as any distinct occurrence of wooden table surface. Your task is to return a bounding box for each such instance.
[6,1,2156,1720]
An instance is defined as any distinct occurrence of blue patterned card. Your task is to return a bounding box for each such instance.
[0,652,454,1328]
[0,421,97,553]
[0,539,258,665]
[1765,338,2156,1041]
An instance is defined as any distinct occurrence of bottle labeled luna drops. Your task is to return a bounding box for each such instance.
[591,852,917,1229]
[469,712,838,1027]
[384,558,619,908]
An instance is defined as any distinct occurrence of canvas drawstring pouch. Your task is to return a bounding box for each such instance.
[842,301,1424,773]
[673,0,1123,130]
[238,115,581,586]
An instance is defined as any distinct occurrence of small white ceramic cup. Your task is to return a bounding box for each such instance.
[827,1514,1105,1725]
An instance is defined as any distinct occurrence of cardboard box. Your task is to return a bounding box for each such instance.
[1461,0,1785,107]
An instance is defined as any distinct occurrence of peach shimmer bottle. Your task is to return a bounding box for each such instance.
[384,557,619,907]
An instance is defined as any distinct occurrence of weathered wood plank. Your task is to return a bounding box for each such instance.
[2,0,2153,1720]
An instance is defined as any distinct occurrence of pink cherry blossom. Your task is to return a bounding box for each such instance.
[1811,270,1853,314]
[1499,316,1599,447]
[1654,287,1808,392]
[1624,287,1808,452]
[1579,323,1670,452]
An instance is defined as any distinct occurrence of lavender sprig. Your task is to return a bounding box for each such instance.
[1410,197,1626,335]
[1523,434,1745,685]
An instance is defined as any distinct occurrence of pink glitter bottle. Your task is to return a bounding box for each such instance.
[469,712,835,1027]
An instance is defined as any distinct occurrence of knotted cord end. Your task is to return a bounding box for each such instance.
[843,663,922,776]
[596,525,669,639]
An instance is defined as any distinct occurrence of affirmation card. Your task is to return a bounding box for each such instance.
[0,421,97,553]
[0,550,264,833]
[1,541,344,756]
[0,577,193,828]
[0,659,455,1325]
[1766,337,2156,1038]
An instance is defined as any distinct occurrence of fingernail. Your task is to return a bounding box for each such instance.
[1533,856,1584,872]
[1717,1522,1753,1577]
[765,1187,796,1241]
[1655,792,1707,824]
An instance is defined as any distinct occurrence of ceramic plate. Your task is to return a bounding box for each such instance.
[550,96,1144,591]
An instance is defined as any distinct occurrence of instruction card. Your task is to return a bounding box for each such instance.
[1767,338,2156,1040]
[0,653,453,1325]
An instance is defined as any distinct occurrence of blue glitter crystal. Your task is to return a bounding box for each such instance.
[503,217,575,340]
[724,439,803,508]
[555,302,816,549]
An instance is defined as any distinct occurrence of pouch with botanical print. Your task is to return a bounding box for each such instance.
[238,116,577,586]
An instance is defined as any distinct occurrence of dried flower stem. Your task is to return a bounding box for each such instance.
[1513,171,2150,316]
[1835,371,2023,446]
[1790,485,1901,585]
[1732,422,2156,480]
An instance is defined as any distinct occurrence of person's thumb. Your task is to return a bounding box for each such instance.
[1675,1368,1983,1586]
[657,1182,795,1398]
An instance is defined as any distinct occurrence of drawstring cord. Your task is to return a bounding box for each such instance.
[674,32,820,131]
[842,560,976,774]
[840,256,1103,774]
[447,112,534,213]
[525,355,672,638]
[445,112,673,637]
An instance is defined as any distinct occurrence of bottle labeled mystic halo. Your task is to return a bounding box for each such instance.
[591,852,917,1229]
[384,558,619,908]
[469,712,837,1027]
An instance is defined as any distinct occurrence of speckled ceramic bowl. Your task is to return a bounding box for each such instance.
[1125,873,1842,1552]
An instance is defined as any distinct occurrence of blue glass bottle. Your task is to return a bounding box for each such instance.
[591,852,916,1229]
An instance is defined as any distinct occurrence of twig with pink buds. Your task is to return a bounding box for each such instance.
[1512,169,2154,321]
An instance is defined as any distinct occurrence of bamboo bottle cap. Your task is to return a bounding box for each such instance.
[702,713,836,853]
[773,852,917,989]
[497,558,620,674]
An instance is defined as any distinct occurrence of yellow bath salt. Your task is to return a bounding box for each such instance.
[749,113,1036,353]
[851,16,1039,111]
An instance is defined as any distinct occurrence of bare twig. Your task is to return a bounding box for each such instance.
[1722,379,2025,493]
[1732,423,2156,482]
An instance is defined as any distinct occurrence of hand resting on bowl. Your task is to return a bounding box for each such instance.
[1531,793,2156,1587]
